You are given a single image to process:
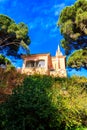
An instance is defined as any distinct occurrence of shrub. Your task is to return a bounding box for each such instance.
[0,75,58,130]
[0,75,87,130]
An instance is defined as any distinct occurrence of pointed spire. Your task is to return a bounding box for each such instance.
[56,44,63,56]
[58,44,61,54]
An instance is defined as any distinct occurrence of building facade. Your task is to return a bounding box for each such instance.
[21,45,67,77]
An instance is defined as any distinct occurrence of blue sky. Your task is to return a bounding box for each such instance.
[0,0,87,77]
[0,0,76,55]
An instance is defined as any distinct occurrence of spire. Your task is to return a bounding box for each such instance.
[58,44,61,54]
[56,44,63,56]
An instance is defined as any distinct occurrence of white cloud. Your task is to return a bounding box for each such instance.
[54,11,59,16]
[29,22,37,30]
[53,3,65,16]
[26,2,65,31]
[53,3,65,9]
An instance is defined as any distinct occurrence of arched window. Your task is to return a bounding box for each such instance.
[36,60,45,67]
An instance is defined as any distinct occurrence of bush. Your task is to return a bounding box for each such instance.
[0,75,59,130]
[0,75,87,130]
[0,67,25,89]
[52,76,87,129]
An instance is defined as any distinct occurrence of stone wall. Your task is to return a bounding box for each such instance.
[50,69,67,77]
[22,67,48,75]
[21,67,67,77]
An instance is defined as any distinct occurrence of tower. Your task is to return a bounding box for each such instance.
[55,44,66,70]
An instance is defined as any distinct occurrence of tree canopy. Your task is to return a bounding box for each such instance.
[0,14,30,56]
[0,54,11,66]
[58,0,87,69]
[67,48,87,69]
[0,54,15,71]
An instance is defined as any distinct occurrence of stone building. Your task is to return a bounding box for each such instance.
[21,45,67,77]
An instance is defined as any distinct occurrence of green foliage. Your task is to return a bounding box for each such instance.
[0,54,11,65]
[52,76,87,129]
[0,14,30,56]
[58,0,87,40]
[0,75,87,130]
[74,127,87,130]
[67,49,87,69]
[58,0,87,68]
[0,54,16,74]
[0,75,58,130]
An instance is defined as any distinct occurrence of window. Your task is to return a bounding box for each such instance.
[26,61,35,67]
[36,60,45,68]
[25,60,45,68]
